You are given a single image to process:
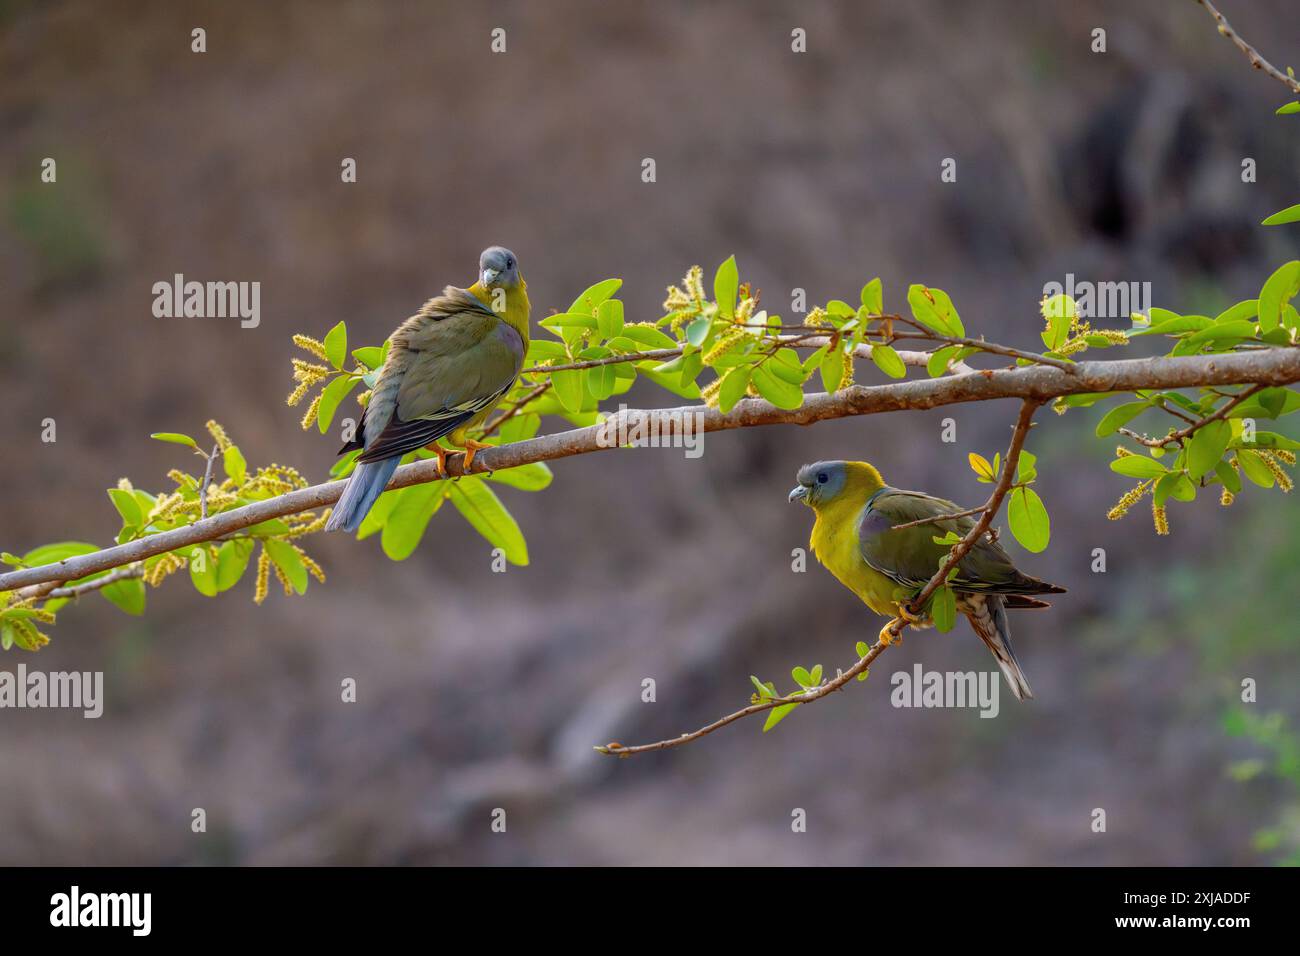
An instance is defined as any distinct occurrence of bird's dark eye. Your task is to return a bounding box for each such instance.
[506,257,514,269]
[817,472,828,484]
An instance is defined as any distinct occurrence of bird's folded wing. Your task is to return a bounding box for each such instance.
[355,303,524,464]
[858,489,1035,594]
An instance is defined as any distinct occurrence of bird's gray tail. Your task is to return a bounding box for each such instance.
[325,457,400,533]
[966,594,1033,701]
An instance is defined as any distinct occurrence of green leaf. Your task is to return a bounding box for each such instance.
[768,348,807,385]
[713,256,739,319]
[317,375,362,434]
[1007,486,1050,553]
[618,325,678,350]
[223,445,247,484]
[968,453,994,481]
[101,576,146,615]
[750,675,774,699]
[380,483,445,559]
[188,545,219,597]
[751,364,804,410]
[586,362,617,401]
[762,702,799,732]
[483,461,553,492]
[685,316,711,347]
[1258,260,1300,332]
[107,488,143,527]
[1016,450,1036,483]
[926,345,959,378]
[860,277,883,313]
[791,666,814,688]
[351,346,384,370]
[450,478,528,565]
[568,278,623,316]
[1040,294,1076,351]
[596,299,624,339]
[931,584,957,632]
[870,344,907,379]
[323,321,348,369]
[215,539,255,592]
[718,366,751,414]
[1262,204,1300,226]
[1236,449,1275,488]
[1130,315,1213,337]
[1215,459,1242,494]
[1277,101,1300,115]
[907,284,964,337]
[1110,456,1167,479]
[150,432,198,449]
[22,542,99,567]
[540,312,598,331]
[1095,400,1149,437]
[820,347,844,392]
[1187,419,1232,478]
[263,539,308,594]
[550,368,586,412]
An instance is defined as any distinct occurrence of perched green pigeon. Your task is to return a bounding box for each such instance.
[326,247,530,533]
[789,459,1066,700]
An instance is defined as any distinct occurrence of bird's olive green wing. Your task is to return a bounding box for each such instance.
[859,489,1057,595]
[356,298,525,463]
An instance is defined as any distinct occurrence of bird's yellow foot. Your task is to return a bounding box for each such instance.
[456,437,494,474]
[878,617,905,646]
[897,603,926,626]
[425,442,451,478]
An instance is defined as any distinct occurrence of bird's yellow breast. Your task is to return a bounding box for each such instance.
[468,278,531,347]
[810,499,906,618]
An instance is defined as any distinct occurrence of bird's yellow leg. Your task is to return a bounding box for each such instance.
[424,442,451,478]
[457,437,494,474]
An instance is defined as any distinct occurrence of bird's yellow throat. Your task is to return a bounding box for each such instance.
[469,278,531,344]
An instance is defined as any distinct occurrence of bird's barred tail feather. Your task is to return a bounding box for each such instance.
[964,594,1033,701]
[324,457,400,533]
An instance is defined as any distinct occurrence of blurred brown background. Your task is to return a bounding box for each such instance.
[1,0,1298,865]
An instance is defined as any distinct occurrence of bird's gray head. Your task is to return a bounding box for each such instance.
[789,460,849,506]
[479,246,521,289]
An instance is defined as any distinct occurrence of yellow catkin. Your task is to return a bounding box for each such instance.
[116,477,134,492]
[734,296,755,324]
[662,286,691,312]
[144,552,185,587]
[1152,501,1169,535]
[700,376,723,408]
[286,380,311,407]
[205,420,232,452]
[839,348,855,390]
[287,512,330,537]
[292,334,329,360]
[1115,446,1133,458]
[1273,449,1296,465]
[253,550,270,605]
[356,389,372,408]
[293,546,326,583]
[1259,452,1293,492]
[684,265,705,303]
[802,307,829,329]
[1220,487,1234,507]
[1107,481,1149,520]
[746,382,761,397]
[300,391,323,430]
[703,328,745,365]
[271,560,293,596]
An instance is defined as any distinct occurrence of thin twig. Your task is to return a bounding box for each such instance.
[198,443,219,521]
[480,382,551,438]
[1118,384,1264,448]
[1195,0,1300,95]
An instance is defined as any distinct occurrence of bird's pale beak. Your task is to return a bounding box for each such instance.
[788,485,808,503]
[481,267,502,287]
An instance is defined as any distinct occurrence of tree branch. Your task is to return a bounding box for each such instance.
[1195,0,1300,95]
[2,347,1297,594]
